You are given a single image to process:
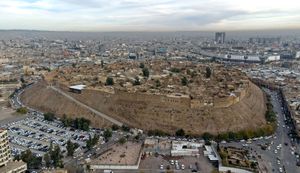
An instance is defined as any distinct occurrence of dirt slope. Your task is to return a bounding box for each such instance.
[20,81,112,128]
[21,81,266,135]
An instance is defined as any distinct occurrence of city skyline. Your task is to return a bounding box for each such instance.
[0,0,300,31]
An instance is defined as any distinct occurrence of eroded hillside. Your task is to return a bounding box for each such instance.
[21,80,266,135]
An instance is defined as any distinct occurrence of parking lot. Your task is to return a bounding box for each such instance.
[139,154,214,173]
[1,111,104,157]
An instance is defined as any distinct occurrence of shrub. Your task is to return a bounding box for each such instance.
[181,76,188,86]
[44,112,55,121]
[106,77,114,85]
[142,68,150,78]
[175,129,185,137]
[205,67,212,78]
[16,107,28,114]
[170,68,181,73]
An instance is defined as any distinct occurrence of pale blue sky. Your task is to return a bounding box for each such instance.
[0,0,300,31]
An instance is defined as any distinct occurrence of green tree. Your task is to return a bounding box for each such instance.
[20,77,25,83]
[20,149,42,169]
[86,135,93,150]
[181,76,188,86]
[44,112,55,121]
[106,77,114,85]
[133,77,141,86]
[66,140,76,156]
[103,129,112,141]
[118,137,127,145]
[62,114,73,127]
[50,145,63,168]
[202,132,213,141]
[175,129,185,137]
[155,80,161,88]
[112,124,120,131]
[205,67,212,78]
[147,129,170,137]
[121,125,130,132]
[74,117,90,131]
[16,107,28,114]
[134,134,141,141]
[170,68,181,73]
[92,134,100,145]
[101,60,104,68]
[44,153,51,167]
[139,62,145,68]
[228,131,236,141]
[86,134,99,150]
[142,67,150,78]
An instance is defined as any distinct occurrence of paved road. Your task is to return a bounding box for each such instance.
[49,86,123,126]
[222,89,300,173]
[260,89,299,173]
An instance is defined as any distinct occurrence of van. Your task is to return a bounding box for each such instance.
[103,170,113,173]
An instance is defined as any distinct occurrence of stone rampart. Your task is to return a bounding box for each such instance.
[81,81,250,109]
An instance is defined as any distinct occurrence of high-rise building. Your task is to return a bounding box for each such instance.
[215,32,226,44]
[0,129,27,173]
[0,129,11,166]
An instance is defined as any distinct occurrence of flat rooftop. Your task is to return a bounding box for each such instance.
[69,85,86,90]
[0,161,27,172]
[91,141,143,166]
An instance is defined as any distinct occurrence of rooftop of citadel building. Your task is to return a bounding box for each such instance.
[45,60,249,101]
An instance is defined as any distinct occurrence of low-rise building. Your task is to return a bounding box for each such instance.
[171,141,203,156]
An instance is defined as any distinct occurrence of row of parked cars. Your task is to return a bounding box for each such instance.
[9,135,50,152]
[8,87,108,159]
[3,114,99,156]
[160,160,200,171]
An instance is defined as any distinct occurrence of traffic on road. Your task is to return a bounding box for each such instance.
[221,89,300,173]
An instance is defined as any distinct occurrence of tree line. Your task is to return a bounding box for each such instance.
[146,125,275,142]
[61,114,91,131]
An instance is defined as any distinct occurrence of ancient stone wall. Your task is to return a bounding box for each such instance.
[80,81,250,110]
[212,81,250,108]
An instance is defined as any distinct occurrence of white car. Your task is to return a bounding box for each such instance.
[160,165,164,170]
[181,164,185,170]
[274,149,278,154]
[242,144,248,147]
[277,160,281,165]
[279,167,283,173]
[170,160,174,165]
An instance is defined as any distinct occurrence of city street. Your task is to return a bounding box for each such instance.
[221,89,300,173]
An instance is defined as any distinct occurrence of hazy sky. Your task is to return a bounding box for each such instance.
[0,0,300,31]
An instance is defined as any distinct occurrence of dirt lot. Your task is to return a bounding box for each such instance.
[91,142,142,165]
[0,106,21,122]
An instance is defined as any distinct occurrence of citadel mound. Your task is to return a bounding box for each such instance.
[21,60,267,135]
